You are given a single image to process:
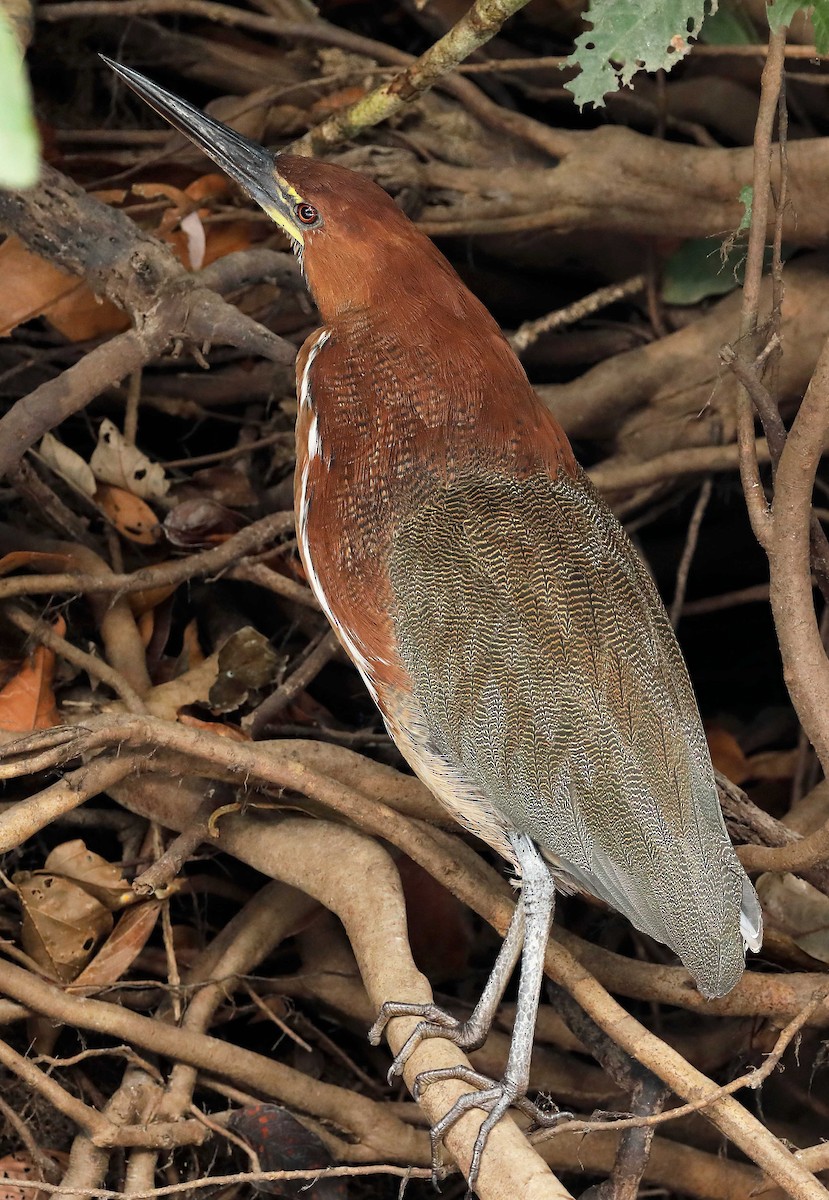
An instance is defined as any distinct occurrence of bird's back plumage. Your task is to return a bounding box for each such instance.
[386,466,760,998]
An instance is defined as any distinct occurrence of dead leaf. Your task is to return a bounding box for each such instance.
[128,581,177,618]
[71,901,162,989]
[211,626,283,713]
[145,654,220,721]
[15,873,113,983]
[180,210,207,271]
[37,433,96,496]
[0,550,76,577]
[178,712,250,741]
[756,872,829,964]
[0,1151,64,1200]
[0,236,128,341]
[95,483,162,545]
[90,419,169,499]
[164,499,246,547]
[705,725,750,784]
[0,615,65,733]
[44,840,133,909]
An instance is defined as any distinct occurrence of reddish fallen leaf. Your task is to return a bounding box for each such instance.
[0,236,129,341]
[164,499,246,547]
[0,1151,66,1200]
[0,550,77,577]
[95,483,162,545]
[0,615,65,732]
[705,725,750,785]
[178,712,251,741]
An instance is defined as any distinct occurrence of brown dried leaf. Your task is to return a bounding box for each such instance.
[705,725,750,785]
[0,550,76,576]
[164,499,246,547]
[44,839,132,909]
[227,1105,346,1199]
[0,1150,60,1200]
[0,236,128,341]
[210,626,283,713]
[95,483,162,545]
[72,900,162,989]
[756,872,829,964]
[90,419,169,499]
[15,872,113,983]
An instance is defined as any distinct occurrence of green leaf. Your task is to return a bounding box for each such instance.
[738,185,753,233]
[767,0,829,48]
[701,4,757,43]
[767,0,809,31]
[565,0,718,110]
[812,0,829,51]
[661,237,745,305]
[0,12,40,189]
[661,233,787,306]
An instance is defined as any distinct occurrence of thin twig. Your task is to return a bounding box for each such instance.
[0,510,294,602]
[3,603,148,712]
[289,0,541,154]
[510,275,645,354]
[734,27,788,548]
[669,478,712,628]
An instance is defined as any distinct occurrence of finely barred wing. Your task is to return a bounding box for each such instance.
[388,468,759,998]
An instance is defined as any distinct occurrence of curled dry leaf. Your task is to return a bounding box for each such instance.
[90,419,169,499]
[95,482,162,545]
[0,1150,64,1200]
[14,874,113,983]
[13,841,133,985]
[0,235,128,341]
[0,613,64,733]
[705,725,751,785]
[210,626,283,713]
[756,872,829,965]
[37,432,96,497]
[43,839,133,909]
[164,498,247,547]
[0,550,77,577]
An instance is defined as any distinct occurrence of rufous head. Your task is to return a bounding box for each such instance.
[101,59,456,323]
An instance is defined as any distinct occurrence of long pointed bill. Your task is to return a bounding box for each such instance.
[100,57,305,244]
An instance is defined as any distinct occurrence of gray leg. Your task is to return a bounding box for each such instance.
[370,833,571,1191]
[368,894,525,1076]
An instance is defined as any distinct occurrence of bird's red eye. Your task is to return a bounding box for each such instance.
[295,203,318,225]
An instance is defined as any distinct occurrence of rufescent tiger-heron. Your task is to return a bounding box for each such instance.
[103,57,763,1190]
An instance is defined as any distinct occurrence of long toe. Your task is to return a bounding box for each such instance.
[468,1091,517,1190]
[369,1000,460,1046]
[413,1064,493,1100]
[386,1015,467,1082]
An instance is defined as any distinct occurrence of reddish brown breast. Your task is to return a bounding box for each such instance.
[292,283,577,703]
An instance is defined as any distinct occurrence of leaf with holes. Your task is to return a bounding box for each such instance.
[96,483,162,545]
[90,419,169,499]
[72,900,163,988]
[14,871,114,983]
[44,839,133,909]
[565,0,717,109]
